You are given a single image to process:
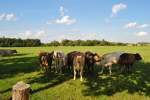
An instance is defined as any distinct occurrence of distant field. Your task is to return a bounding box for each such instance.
[0,46,150,100]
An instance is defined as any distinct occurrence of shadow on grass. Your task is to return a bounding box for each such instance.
[0,52,72,96]
[27,72,72,94]
[0,53,29,57]
[0,55,39,79]
[82,61,150,97]
[1,53,150,98]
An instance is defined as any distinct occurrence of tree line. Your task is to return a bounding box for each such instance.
[1,37,149,47]
[46,39,127,46]
[0,37,41,47]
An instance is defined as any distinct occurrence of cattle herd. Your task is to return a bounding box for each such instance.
[0,49,142,81]
[39,51,142,81]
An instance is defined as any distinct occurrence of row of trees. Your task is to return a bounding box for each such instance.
[46,39,127,46]
[1,37,149,47]
[0,37,41,47]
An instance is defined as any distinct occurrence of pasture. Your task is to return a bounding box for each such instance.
[0,46,150,100]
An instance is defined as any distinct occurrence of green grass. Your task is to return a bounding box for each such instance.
[0,46,150,100]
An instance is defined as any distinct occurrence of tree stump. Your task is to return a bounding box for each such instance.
[12,81,31,100]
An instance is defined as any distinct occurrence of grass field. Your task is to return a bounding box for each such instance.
[0,46,150,100]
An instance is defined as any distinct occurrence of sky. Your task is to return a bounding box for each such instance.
[0,0,150,43]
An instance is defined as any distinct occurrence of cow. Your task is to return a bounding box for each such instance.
[118,53,142,73]
[66,51,80,72]
[99,51,124,75]
[52,51,66,73]
[39,51,53,73]
[73,52,85,81]
[85,51,101,75]
[0,49,17,56]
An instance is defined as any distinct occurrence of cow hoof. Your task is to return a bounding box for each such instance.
[80,78,83,81]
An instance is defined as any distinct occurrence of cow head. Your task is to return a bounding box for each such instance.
[135,53,142,60]
[93,53,101,65]
[41,53,51,66]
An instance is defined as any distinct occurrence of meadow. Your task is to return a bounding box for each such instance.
[0,46,150,100]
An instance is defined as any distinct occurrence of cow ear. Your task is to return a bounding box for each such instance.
[94,53,98,56]
[136,53,139,55]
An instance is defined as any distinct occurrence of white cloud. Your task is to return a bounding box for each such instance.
[0,13,5,21]
[124,22,149,29]
[55,15,76,25]
[57,33,101,41]
[0,13,16,21]
[136,31,148,36]
[59,6,67,17]
[124,22,137,28]
[35,30,45,38]
[18,31,33,39]
[47,6,76,25]
[138,24,149,28]
[112,3,127,16]
[17,30,46,39]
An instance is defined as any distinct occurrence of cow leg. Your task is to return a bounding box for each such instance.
[53,60,56,72]
[109,65,112,75]
[100,66,104,74]
[80,70,83,81]
[120,65,124,73]
[55,59,58,73]
[73,69,76,80]
[129,64,133,73]
[127,65,129,73]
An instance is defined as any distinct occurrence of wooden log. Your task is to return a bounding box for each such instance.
[12,81,31,100]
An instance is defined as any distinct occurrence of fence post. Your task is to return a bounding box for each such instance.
[12,81,31,100]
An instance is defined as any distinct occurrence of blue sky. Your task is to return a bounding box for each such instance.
[0,0,150,43]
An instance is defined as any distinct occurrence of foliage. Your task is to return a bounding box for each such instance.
[47,39,127,46]
[0,37,41,47]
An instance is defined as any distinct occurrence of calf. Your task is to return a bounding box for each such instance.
[39,52,53,73]
[99,51,124,75]
[85,51,101,74]
[118,53,142,73]
[73,52,85,81]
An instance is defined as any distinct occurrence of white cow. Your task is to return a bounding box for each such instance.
[52,51,66,73]
[99,51,124,75]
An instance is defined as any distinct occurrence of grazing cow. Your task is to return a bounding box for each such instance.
[85,51,101,74]
[39,52,53,73]
[0,49,17,56]
[73,52,85,81]
[118,53,142,73]
[52,51,66,73]
[66,51,80,72]
[99,51,124,75]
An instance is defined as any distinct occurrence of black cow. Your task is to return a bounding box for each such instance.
[118,53,142,73]
[85,51,101,74]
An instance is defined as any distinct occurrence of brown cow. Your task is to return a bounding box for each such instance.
[85,51,101,74]
[73,52,85,81]
[66,51,80,72]
[39,51,53,73]
[118,53,142,73]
